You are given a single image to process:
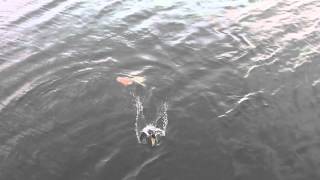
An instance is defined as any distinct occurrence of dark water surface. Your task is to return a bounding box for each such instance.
[1,0,320,179]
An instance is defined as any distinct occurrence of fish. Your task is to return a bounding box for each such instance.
[116,77,133,87]
[116,75,146,87]
[130,76,145,87]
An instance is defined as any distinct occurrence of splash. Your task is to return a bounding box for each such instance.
[134,95,145,143]
[134,96,168,143]
[153,101,168,135]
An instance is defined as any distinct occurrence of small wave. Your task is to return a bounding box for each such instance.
[0,54,116,114]
[122,153,163,180]
[218,90,264,118]
[312,79,320,87]
[4,0,78,30]
[0,120,55,159]
[0,77,41,113]
[0,64,99,113]
[243,46,282,78]
[94,148,120,171]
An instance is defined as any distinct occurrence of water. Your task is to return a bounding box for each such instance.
[1,0,320,179]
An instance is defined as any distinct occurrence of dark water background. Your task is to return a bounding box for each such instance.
[1,0,320,179]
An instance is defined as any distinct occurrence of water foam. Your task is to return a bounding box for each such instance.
[134,94,168,143]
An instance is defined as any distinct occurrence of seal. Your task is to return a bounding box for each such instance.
[139,125,163,147]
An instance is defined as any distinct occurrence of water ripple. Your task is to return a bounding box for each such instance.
[122,153,164,180]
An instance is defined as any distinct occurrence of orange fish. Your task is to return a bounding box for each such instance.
[116,77,134,87]
[116,75,146,87]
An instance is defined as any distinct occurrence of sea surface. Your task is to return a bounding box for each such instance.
[1,0,320,179]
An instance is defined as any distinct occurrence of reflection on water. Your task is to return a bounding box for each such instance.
[1,0,320,179]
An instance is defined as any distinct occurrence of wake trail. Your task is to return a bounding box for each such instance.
[133,93,168,143]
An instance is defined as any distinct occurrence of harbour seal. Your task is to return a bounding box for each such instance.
[139,125,164,147]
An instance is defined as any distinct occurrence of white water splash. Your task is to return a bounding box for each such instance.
[134,96,145,143]
[154,101,168,135]
[134,95,168,143]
